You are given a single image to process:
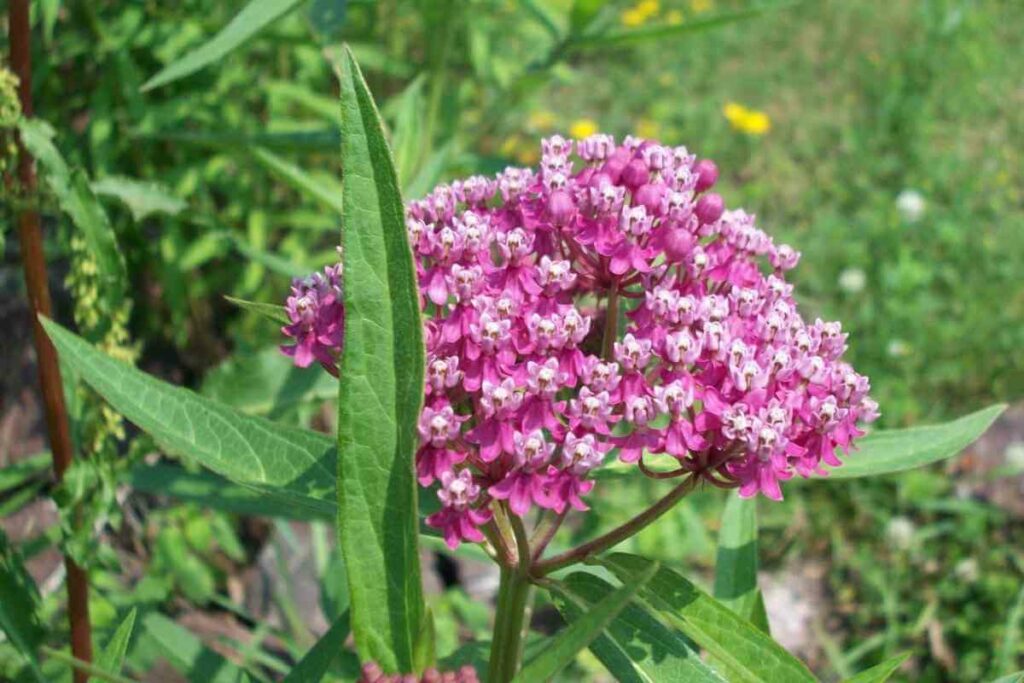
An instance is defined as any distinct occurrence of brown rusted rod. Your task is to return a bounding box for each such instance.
[9,1,93,679]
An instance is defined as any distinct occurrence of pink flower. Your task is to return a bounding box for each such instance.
[284,132,879,546]
[280,265,344,374]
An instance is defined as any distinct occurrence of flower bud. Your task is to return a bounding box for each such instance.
[694,159,719,192]
[547,189,577,226]
[695,192,724,225]
[622,158,650,190]
[600,158,626,184]
[633,183,664,213]
[663,228,695,263]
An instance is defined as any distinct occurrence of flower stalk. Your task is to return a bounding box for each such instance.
[534,474,698,576]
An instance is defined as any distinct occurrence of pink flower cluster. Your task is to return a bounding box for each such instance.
[280,264,344,375]
[282,133,878,550]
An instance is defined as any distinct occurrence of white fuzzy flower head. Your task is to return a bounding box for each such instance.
[838,267,866,294]
[896,189,926,223]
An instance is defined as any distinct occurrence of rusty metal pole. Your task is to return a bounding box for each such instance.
[9,1,93,679]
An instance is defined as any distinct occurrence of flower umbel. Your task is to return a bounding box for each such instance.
[283,132,878,547]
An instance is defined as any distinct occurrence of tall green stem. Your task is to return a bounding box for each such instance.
[487,566,532,683]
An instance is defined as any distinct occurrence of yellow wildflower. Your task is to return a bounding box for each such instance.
[723,102,771,136]
[569,118,599,139]
[741,110,770,135]
[637,0,660,15]
[621,0,659,26]
[621,8,646,26]
[690,0,713,14]
[528,109,557,131]
[666,9,684,25]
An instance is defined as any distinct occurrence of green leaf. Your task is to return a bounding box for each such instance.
[713,496,759,618]
[251,146,344,214]
[128,463,331,522]
[266,80,342,124]
[820,404,1006,479]
[844,652,910,683]
[997,585,1024,677]
[19,119,126,304]
[281,611,351,683]
[223,296,291,327]
[143,127,340,152]
[569,2,802,49]
[40,317,337,520]
[91,176,187,221]
[335,44,427,674]
[201,346,337,416]
[553,572,724,682]
[412,609,437,673]
[0,453,51,492]
[0,530,47,682]
[137,612,249,682]
[517,564,659,682]
[387,76,427,188]
[992,673,1024,683]
[95,608,137,678]
[141,0,305,91]
[569,0,606,34]
[750,590,771,635]
[599,553,816,683]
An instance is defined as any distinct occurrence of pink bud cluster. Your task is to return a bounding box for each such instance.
[280,264,344,375]
[283,133,878,550]
[358,662,479,683]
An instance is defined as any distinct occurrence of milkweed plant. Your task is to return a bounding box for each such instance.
[38,49,1006,683]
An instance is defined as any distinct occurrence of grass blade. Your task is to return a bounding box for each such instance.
[141,0,304,91]
[844,652,910,683]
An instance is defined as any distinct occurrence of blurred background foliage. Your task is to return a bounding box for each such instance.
[1,0,1022,681]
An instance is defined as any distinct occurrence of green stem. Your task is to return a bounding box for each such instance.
[487,567,532,683]
[534,475,697,576]
[602,283,620,360]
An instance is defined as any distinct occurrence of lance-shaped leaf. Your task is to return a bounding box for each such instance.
[40,317,337,519]
[282,611,356,683]
[91,176,187,221]
[599,553,816,683]
[820,404,1006,479]
[96,608,137,677]
[142,0,305,91]
[223,296,291,327]
[335,45,426,673]
[251,146,345,214]
[552,572,724,682]
[596,405,1006,482]
[516,564,659,683]
[843,653,910,683]
[713,496,759,619]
